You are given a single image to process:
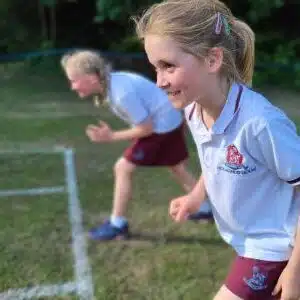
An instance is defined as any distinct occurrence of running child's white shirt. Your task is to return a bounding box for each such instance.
[185,83,300,261]
[107,72,182,133]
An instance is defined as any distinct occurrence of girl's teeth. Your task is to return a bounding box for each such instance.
[169,91,180,96]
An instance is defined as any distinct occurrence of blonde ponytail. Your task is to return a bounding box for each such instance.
[232,20,255,86]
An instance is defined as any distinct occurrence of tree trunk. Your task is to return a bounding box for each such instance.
[50,3,56,45]
[38,0,48,42]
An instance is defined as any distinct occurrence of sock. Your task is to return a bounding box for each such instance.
[110,215,128,228]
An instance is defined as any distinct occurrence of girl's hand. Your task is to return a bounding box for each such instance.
[169,194,201,222]
[85,121,113,143]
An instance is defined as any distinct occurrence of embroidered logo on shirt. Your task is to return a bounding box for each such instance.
[243,266,268,291]
[217,144,256,175]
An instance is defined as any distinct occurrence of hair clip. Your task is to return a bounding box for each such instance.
[215,13,231,36]
[215,12,222,35]
[222,15,231,36]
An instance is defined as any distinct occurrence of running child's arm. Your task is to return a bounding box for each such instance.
[253,117,300,299]
[169,173,208,222]
[290,223,300,268]
[111,119,153,141]
[189,173,207,204]
[272,222,300,299]
[86,119,153,143]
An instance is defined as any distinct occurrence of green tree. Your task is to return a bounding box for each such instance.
[95,0,159,23]
[246,0,284,22]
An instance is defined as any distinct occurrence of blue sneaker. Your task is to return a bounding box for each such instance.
[88,220,129,241]
[188,211,214,222]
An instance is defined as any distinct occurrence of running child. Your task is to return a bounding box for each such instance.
[135,0,300,298]
[61,50,213,241]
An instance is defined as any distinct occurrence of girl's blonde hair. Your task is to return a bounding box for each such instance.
[60,50,112,105]
[134,0,255,86]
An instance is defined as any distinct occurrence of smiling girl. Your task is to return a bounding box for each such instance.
[135,0,300,299]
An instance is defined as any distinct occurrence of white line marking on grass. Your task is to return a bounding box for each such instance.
[0,112,101,119]
[0,146,67,155]
[64,148,94,300]
[0,186,65,198]
[0,281,76,300]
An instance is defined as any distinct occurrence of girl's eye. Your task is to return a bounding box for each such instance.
[162,62,174,69]
[152,62,175,73]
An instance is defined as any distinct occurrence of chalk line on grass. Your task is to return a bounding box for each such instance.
[64,148,94,300]
[0,281,77,300]
[0,186,65,198]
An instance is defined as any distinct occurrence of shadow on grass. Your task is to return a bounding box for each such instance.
[128,231,223,246]
[87,227,223,247]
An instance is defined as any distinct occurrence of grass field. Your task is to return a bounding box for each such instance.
[0,59,299,300]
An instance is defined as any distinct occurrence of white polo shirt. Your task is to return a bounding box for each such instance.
[185,83,300,261]
[107,72,182,133]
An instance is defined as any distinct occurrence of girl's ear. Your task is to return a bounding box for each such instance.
[90,73,100,84]
[205,47,223,74]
